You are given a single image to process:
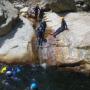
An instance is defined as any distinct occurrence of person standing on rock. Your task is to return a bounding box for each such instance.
[36,20,47,46]
[34,4,40,20]
[52,17,68,38]
[40,20,47,42]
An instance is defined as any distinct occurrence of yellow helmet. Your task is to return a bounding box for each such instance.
[0,66,7,74]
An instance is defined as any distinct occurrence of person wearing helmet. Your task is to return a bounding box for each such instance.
[30,79,38,90]
[52,17,68,38]
[0,66,7,74]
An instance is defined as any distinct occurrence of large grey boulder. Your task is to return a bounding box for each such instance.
[0,0,19,36]
[0,16,35,64]
[75,0,90,11]
[38,12,90,72]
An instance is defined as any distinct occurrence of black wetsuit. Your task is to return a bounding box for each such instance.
[53,19,68,37]
[37,21,47,46]
[34,6,40,19]
[40,21,47,33]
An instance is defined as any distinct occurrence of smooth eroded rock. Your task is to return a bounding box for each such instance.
[0,16,36,64]
[39,12,90,67]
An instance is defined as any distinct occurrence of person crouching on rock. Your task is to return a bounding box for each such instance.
[51,17,69,38]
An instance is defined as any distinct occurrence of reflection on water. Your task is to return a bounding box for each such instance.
[0,64,90,90]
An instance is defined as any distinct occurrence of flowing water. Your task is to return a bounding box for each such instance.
[0,65,90,90]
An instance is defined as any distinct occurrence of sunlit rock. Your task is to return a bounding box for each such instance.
[41,12,90,67]
[0,16,36,64]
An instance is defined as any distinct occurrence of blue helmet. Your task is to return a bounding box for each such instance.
[30,82,38,90]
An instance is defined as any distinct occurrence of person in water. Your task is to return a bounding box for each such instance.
[39,7,45,21]
[30,79,39,90]
[52,17,68,38]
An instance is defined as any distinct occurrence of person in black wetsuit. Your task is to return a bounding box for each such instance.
[40,20,47,34]
[34,4,40,19]
[40,20,47,42]
[36,20,47,46]
[52,17,68,38]
[30,79,39,90]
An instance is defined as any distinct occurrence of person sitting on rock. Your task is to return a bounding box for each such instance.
[52,17,68,38]
[34,4,40,20]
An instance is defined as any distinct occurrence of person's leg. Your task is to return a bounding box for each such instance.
[40,38,43,46]
[38,38,40,46]
[39,32,43,46]
[53,28,63,37]
[53,30,60,37]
